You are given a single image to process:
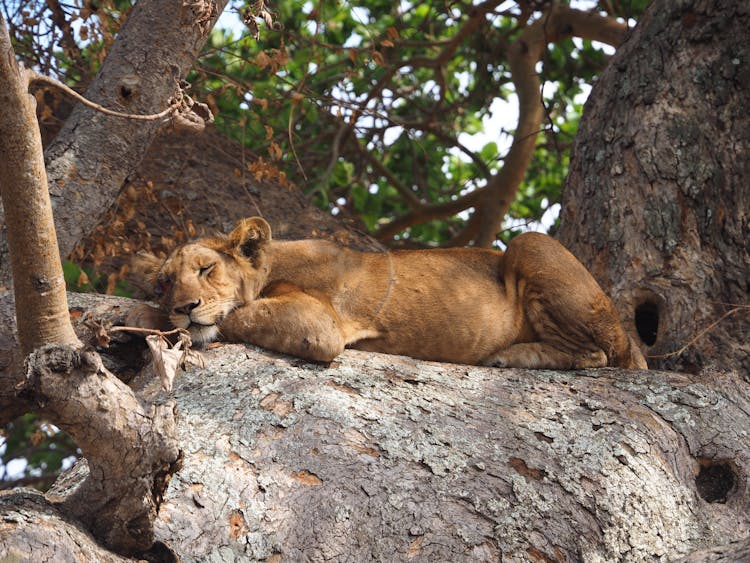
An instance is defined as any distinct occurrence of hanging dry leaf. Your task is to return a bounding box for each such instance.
[177,331,206,372]
[146,334,182,393]
[254,51,272,70]
[146,332,205,392]
[372,51,386,67]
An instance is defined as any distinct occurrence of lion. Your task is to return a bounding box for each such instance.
[130,217,647,369]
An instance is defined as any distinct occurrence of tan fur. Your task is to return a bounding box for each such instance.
[132,217,647,369]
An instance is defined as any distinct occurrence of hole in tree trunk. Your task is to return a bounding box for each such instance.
[695,459,737,503]
[634,297,660,346]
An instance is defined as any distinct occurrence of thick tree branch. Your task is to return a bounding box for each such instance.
[20,344,180,554]
[372,6,627,246]
[473,5,629,246]
[0,14,79,354]
[374,189,481,241]
[0,0,229,288]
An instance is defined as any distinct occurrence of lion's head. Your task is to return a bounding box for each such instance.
[132,217,272,345]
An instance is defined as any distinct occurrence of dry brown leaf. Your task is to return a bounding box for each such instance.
[84,318,111,348]
[269,141,283,160]
[146,332,205,392]
[254,51,271,70]
[146,335,181,393]
[77,270,90,287]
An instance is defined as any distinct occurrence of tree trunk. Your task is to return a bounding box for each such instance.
[557,0,750,377]
[4,304,749,561]
[0,0,227,287]
[0,13,181,552]
[0,15,79,355]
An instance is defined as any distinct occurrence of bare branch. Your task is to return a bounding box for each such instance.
[0,14,79,354]
[374,190,481,241]
[472,6,628,246]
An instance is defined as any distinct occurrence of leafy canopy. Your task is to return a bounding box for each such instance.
[192,0,648,245]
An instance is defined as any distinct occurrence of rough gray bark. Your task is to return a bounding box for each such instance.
[0,489,132,563]
[150,347,750,561]
[0,0,228,287]
[557,0,750,377]
[18,344,181,554]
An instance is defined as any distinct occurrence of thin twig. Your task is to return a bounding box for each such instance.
[288,99,308,180]
[647,306,747,359]
[110,326,186,337]
[26,70,181,121]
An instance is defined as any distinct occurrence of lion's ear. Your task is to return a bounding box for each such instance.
[226,217,272,261]
[128,251,165,298]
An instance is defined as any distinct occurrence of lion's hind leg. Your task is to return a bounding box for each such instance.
[484,280,609,369]
[483,343,607,370]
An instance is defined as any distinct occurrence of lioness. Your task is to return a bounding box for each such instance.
[131,217,647,369]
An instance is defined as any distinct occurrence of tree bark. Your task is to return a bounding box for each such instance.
[151,348,750,561]
[557,0,750,377]
[4,308,748,561]
[0,0,228,287]
[0,15,79,354]
[0,489,133,563]
[0,13,182,553]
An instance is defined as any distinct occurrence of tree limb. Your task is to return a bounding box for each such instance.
[0,0,230,288]
[473,5,629,246]
[374,189,481,241]
[0,14,79,354]
[18,344,181,555]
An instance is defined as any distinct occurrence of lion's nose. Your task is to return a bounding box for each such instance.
[173,300,201,316]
